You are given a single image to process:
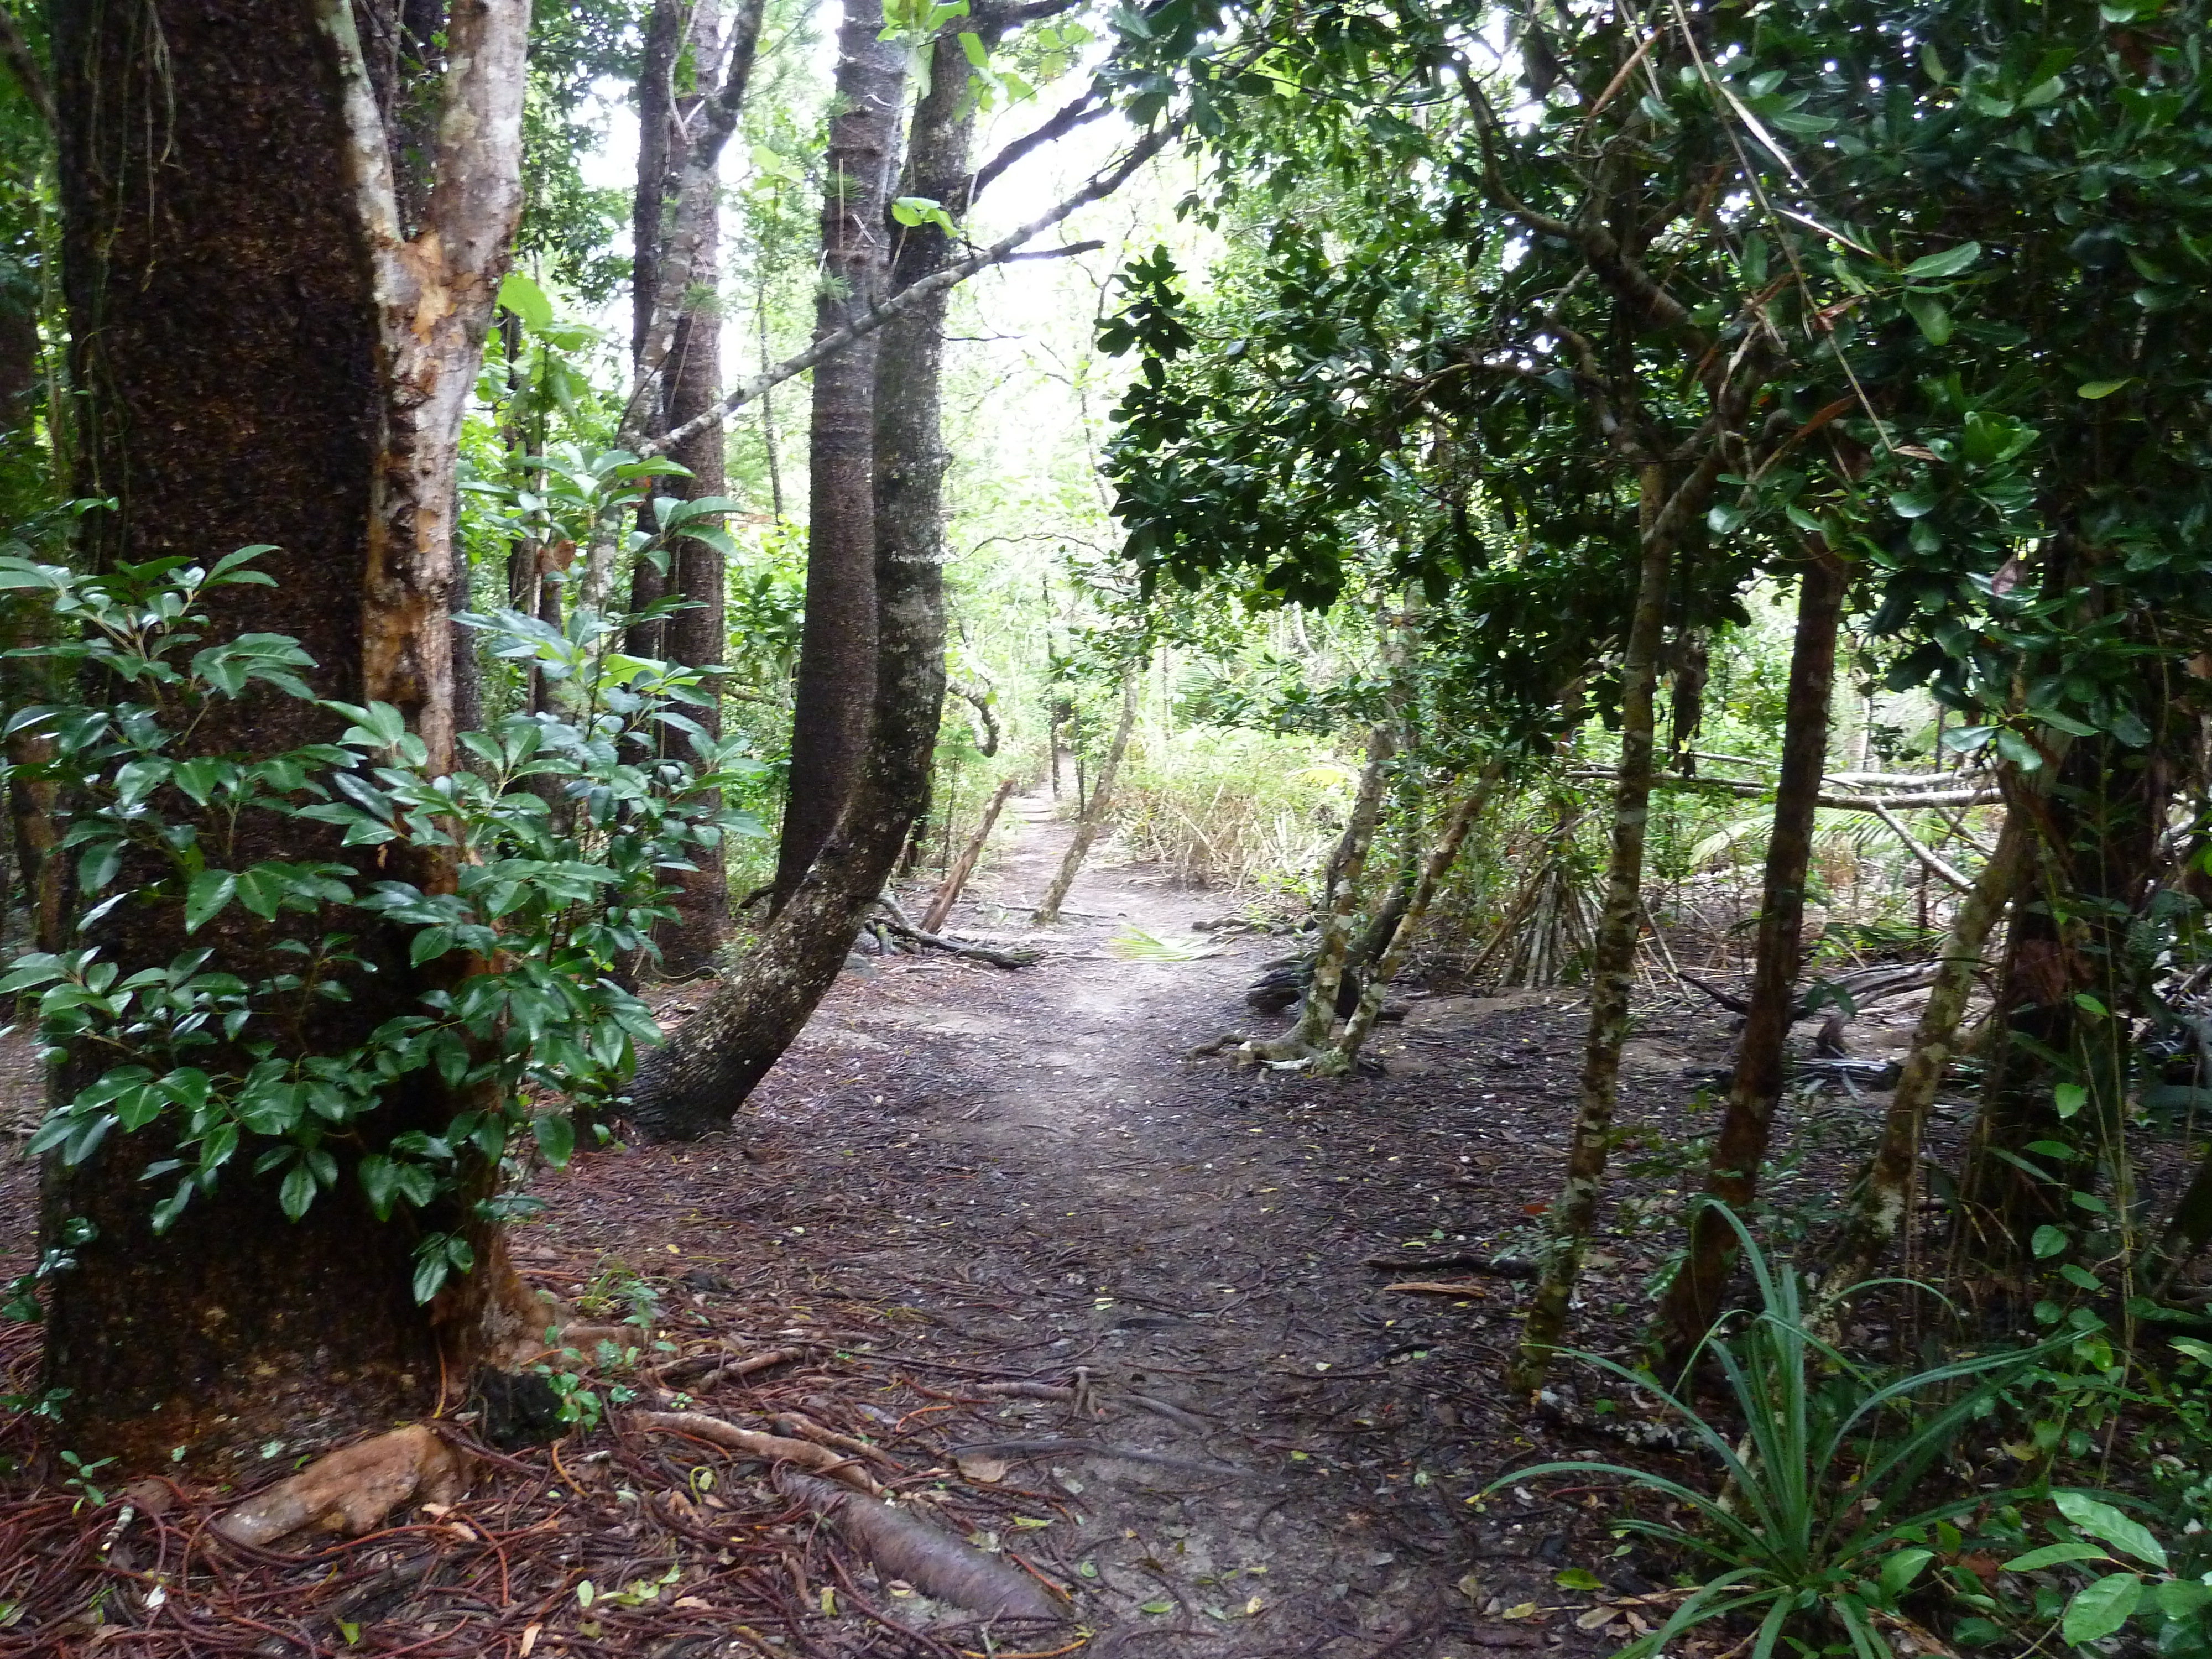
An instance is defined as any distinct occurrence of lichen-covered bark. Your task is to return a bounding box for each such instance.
[1654,545,1848,1358]
[1327,763,1503,1070]
[773,0,906,909]
[1512,466,1672,1390]
[1035,668,1140,926]
[43,0,532,1469]
[1821,802,2030,1305]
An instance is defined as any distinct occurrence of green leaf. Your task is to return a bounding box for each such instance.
[184,871,238,935]
[2158,1579,2211,1618]
[2056,1493,2167,1569]
[2171,1337,2212,1368]
[1878,1547,1933,1602]
[534,1110,575,1167]
[2004,1540,2112,1571]
[1889,489,1939,519]
[1902,291,1952,345]
[1902,241,1983,281]
[959,28,988,65]
[2031,1225,2068,1259]
[2078,378,2135,400]
[497,272,555,332]
[278,1161,317,1222]
[2061,1573,2142,1645]
[1141,1600,1173,1615]
[2054,1082,2087,1119]
[1554,1568,1603,1590]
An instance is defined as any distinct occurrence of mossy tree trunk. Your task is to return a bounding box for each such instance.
[1654,545,1849,1359]
[1512,465,1672,1390]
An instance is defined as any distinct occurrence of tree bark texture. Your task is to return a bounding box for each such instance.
[1655,545,1849,1358]
[628,0,742,975]
[1820,801,2030,1304]
[44,0,535,1469]
[773,0,906,910]
[1035,667,1140,927]
[1512,465,1673,1389]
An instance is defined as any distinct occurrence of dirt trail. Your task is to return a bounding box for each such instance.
[540,797,1693,1657]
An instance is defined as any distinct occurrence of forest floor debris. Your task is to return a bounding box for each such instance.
[0,793,2000,1655]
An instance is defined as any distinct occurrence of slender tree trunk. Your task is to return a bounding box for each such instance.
[1512,465,1673,1390]
[43,0,534,1469]
[1290,721,1394,1050]
[925,775,1017,932]
[1035,667,1139,926]
[773,0,905,910]
[1655,545,1849,1358]
[625,0,745,975]
[1820,802,2030,1305]
[1327,763,1504,1069]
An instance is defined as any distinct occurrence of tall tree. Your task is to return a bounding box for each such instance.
[770,0,906,911]
[41,0,532,1466]
[625,0,766,974]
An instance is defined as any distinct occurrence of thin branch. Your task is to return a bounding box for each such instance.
[643,124,1177,458]
[967,88,1108,204]
[0,6,53,129]
[1869,799,1973,893]
[1004,239,1104,262]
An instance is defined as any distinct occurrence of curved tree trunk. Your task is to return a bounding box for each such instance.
[41,0,533,1470]
[771,0,905,911]
[1512,463,1673,1390]
[623,17,987,1141]
[1653,544,1849,1360]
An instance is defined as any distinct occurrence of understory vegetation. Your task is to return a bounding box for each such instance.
[0,0,2210,1653]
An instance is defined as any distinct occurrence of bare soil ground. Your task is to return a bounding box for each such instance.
[0,795,1960,1657]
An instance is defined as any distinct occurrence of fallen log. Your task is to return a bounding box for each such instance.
[878,895,1041,968]
[215,1425,473,1549]
[773,1468,1068,1621]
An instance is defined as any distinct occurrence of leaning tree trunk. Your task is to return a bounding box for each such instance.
[1511,465,1673,1390]
[1034,667,1140,926]
[41,0,533,1469]
[1326,761,1505,1071]
[621,16,980,1143]
[1654,544,1849,1359]
[771,0,906,911]
[1819,801,2030,1310]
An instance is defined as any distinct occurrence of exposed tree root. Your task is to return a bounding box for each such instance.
[213,1425,474,1549]
[629,1409,885,1494]
[771,1468,1070,1622]
[878,895,1040,967]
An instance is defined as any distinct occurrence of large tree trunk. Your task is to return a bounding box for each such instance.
[1653,545,1848,1359]
[1511,464,1672,1390]
[42,0,531,1470]
[771,0,905,911]
[622,16,982,1142]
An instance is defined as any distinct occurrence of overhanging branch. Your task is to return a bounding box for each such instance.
[643,124,1178,458]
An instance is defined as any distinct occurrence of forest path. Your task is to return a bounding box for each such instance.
[546,800,1679,1657]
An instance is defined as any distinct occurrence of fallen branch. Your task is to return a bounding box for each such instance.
[773,1469,1069,1621]
[215,1425,473,1548]
[1567,767,2000,812]
[922,776,1018,931]
[770,1410,902,1471]
[654,1343,805,1387]
[1385,1280,1502,1296]
[1363,1253,1538,1278]
[630,1410,883,1494]
[879,894,1040,967]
